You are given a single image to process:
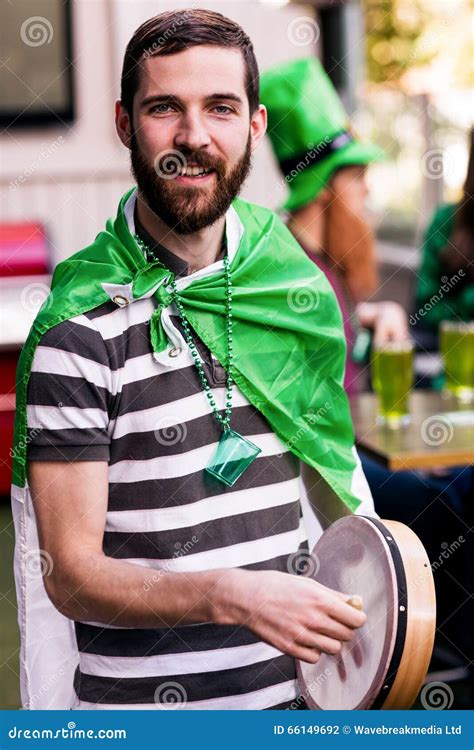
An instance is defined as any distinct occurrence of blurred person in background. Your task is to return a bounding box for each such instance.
[413,127,474,676]
[261,57,408,397]
[261,58,473,669]
[413,128,474,344]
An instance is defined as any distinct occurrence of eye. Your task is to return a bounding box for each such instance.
[212,105,233,115]
[149,103,174,114]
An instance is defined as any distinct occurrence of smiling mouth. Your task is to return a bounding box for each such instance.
[173,166,217,183]
[173,167,216,186]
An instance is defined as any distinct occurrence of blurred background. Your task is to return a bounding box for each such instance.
[1,0,473,710]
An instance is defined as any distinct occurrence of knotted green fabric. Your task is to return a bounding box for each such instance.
[13,187,362,510]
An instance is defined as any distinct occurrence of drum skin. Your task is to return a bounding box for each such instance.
[296,516,436,710]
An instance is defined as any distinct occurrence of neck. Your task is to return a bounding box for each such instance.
[136,190,226,273]
[287,201,325,255]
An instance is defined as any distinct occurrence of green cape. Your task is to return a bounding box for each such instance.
[13,188,361,511]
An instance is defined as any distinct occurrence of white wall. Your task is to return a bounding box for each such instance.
[1,0,319,264]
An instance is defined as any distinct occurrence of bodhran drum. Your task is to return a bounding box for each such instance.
[296,516,436,710]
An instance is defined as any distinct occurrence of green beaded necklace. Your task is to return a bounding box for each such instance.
[134,232,261,487]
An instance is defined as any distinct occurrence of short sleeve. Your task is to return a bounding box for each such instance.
[26,315,113,462]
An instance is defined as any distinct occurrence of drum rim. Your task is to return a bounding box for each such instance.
[377,519,436,709]
[362,517,408,709]
[296,515,407,710]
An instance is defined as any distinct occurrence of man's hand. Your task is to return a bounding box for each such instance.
[215,568,367,664]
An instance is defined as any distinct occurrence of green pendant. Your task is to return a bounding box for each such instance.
[206,429,262,487]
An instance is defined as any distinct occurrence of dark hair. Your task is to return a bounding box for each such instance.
[120,8,260,120]
[440,128,474,277]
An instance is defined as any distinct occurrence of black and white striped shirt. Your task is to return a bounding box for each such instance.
[26,198,309,710]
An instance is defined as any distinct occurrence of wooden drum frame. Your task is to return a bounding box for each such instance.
[296,516,436,710]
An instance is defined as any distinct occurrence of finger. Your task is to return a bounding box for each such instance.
[310,582,367,627]
[293,646,322,664]
[305,616,356,642]
[296,632,342,656]
[325,597,367,629]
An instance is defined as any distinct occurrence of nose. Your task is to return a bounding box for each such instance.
[174,110,211,152]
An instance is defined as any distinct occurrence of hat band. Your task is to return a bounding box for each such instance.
[279,130,353,179]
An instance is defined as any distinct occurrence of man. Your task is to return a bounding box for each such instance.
[12,10,373,710]
[261,58,408,394]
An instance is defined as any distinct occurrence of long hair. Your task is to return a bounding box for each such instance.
[440,129,474,277]
[120,8,260,121]
[323,187,379,302]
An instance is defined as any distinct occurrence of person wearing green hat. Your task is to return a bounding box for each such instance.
[261,57,408,394]
[262,58,473,666]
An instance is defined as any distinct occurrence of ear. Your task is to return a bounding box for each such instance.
[249,104,267,152]
[115,100,132,149]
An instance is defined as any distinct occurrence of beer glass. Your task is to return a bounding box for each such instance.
[440,321,474,402]
[371,340,414,427]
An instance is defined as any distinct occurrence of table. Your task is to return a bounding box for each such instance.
[350,390,474,471]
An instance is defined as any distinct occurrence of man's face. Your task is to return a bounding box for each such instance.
[124,45,262,234]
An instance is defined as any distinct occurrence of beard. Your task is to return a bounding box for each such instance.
[323,192,379,302]
[130,131,252,235]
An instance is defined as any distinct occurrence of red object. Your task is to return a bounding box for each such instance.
[0,396,15,496]
[0,354,18,495]
[0,221,49,493]
[0,352,18,394]
[0,222,50,277]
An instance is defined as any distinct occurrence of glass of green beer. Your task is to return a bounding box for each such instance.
[371,340,414,427]
[440,321,474,402]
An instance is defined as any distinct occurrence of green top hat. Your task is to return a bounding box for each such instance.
[260,57,384,213]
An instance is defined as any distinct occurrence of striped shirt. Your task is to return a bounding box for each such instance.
[26,195,310,710]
